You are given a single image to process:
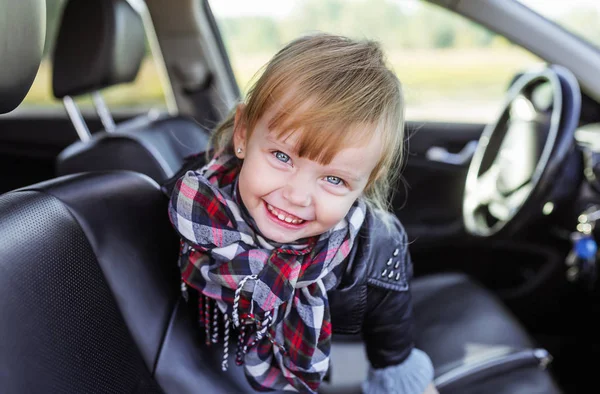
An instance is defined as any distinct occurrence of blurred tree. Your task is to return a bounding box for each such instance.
[50,0,559,62]
[215,0,507,52]
[219,16,282,54]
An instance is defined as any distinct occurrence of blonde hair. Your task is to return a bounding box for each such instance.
[209,32,404,213]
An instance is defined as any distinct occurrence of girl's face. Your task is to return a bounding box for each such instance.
[233,104,384,244]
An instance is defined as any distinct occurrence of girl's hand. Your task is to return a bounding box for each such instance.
[423,383,439,394]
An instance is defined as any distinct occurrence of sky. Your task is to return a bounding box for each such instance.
[208,0,299,18]
[518,0,600,17]
[208,0,600,19]
[208,0,419,18]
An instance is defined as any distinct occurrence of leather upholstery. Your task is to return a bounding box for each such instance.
[28,172,182,370]
[0,189,164,393]
[319,273,562,394]
[56,115,211,181]
[0,172,248,393]
[0,0,46,113]
[412,273,534,376]
[414,274,561,392]
[441,364,561,394]
[51,0,211,185]
[52,0,145,98]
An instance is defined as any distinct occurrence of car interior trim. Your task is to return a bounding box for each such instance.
[434,347,552,390]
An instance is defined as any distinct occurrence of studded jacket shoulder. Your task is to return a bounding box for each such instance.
[328,207,415,369]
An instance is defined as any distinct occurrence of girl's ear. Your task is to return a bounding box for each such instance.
[233,104,248,159]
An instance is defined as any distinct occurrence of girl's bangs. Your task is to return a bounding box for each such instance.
[264,93,381,165]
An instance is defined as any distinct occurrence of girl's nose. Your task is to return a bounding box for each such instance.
[282,181,312,207]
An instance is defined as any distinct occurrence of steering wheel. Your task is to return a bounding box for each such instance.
[463,65,581,237]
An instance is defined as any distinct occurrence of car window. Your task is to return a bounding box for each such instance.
[208,0,542,123]
[19,0,168,114]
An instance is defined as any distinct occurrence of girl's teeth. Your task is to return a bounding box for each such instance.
[267,203,304,224]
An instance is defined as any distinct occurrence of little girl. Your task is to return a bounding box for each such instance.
[168,33,437,394]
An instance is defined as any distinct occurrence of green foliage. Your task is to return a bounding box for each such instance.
[217,0,520,53]
[218,16,283,54]
[215,0,600,54]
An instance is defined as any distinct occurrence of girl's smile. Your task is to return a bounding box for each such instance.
[265,202,307,225]
[263,201,310,231]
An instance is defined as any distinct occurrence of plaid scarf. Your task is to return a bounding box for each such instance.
[168,153,366,393]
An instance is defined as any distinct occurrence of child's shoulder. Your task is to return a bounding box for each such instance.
[358,206,412,292]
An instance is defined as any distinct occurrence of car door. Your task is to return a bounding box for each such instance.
[395,121,483,242]
[205,0,542,271]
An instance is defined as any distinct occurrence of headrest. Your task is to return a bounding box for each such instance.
[0,0,46,114]
[52,0,145,99]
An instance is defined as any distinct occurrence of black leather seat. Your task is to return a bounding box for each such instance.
[414,274,559,393]
[317,273,560,394]
[57,114,210,182]
[52,0,210,182]
[0,172,248,393]
[0,0,562,393]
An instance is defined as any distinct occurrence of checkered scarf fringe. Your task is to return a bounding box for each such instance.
[168,153,366,393]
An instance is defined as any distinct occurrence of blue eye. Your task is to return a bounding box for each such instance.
[274,151,290,163]
[326,176,343,185]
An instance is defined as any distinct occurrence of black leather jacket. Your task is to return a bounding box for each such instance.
[328,207,415,370]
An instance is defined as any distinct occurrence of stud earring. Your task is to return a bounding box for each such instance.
[237,147,243,154]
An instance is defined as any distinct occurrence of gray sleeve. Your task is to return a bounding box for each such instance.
[361,348,434,394]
